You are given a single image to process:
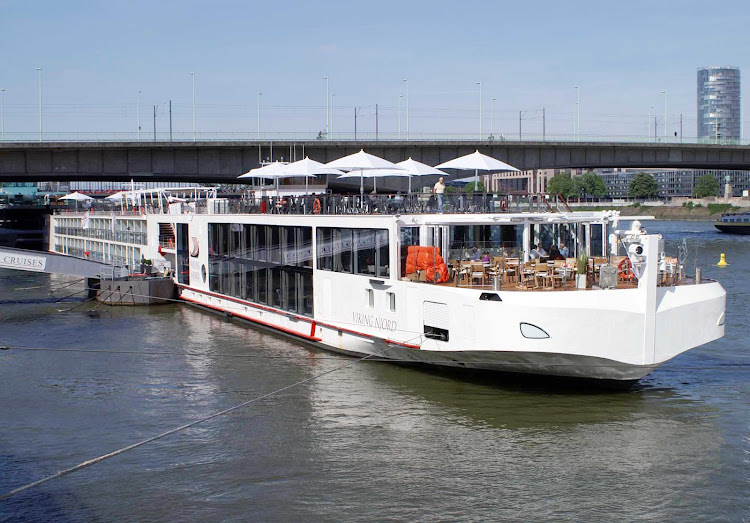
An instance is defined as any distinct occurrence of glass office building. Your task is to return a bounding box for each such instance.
[697,66,741,143]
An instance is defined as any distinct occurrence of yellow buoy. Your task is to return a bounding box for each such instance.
[717,253,728,267]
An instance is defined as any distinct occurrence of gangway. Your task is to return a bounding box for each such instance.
[0,246,129,279]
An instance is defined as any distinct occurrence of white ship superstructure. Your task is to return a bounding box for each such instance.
[49,189,726,384]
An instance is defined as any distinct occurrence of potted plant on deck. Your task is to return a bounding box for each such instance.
[576,251,588,289]
[140,257,153,276]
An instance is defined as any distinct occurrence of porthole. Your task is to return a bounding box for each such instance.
[201,264,207,283]
[520,322,549,339]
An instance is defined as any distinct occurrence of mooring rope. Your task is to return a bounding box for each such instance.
[0,345,395,502]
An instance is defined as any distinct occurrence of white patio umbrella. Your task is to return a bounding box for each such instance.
[324,150,403,203]
[105,191,128,212]
[337,168,411,193]
[436,150,518,190]
[59,191,94,201]
[59,191,94,211]
[281,156,344,195]
[238,161,290,179]
[237,161,301,195]
[373,157,449,194]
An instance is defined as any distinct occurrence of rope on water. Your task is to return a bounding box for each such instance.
[0,346,393,502]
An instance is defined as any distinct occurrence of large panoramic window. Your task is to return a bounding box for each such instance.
[208,223,313,317]
[317,227,390,278]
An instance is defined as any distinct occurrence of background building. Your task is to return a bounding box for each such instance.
[598,168,750,198]
[697,66,741,143]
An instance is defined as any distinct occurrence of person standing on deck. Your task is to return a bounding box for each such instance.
[433,177,446,213]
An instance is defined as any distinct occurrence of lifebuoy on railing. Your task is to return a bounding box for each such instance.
[618,257,635,280]
[500,200,507,212]
[313,198,321,214]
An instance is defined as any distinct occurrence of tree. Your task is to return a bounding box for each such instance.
[629,172,659,199]
[464,181,486,193]
[546,172,576,199]
[574,172,607,198]
[693,174,719,198]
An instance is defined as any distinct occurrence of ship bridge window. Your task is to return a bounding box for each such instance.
[317,227,390,278]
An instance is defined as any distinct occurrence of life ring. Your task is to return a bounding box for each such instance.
[499,199,507,212]
[313,197,321,214]
[618,257,635,280]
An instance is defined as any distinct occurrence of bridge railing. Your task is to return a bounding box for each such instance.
[0,131,747,146]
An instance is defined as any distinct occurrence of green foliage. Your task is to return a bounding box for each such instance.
[546,172,576,198]
[464,181,486,193]
[695,203,703,208]
[629,173,659,199]
[573,172,607,198]
[683,201,694,208]
[631,202,641,208]
[576,251,588,274]
[707,203,733,214]
[445,185,458,193]
[693,174,719,198]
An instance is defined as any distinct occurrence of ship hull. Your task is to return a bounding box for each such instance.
[714,222,750,234]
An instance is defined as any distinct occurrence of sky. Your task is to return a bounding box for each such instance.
[1,0,748,141]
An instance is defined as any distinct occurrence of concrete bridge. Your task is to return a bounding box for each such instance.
[0,140,748,184]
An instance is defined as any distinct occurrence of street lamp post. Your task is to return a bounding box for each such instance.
[661,90,667,140]
[403,79,409,140]
[191,72,196,141]
[330,93,335,139]
[476,81,482,140]
[257,92,262,140]
[324,76,329,139]
[490,97,496,137]
[575,85,581,142]
[648,106,652,141]
[0,89,5,141]
[37,68,42,142]
[136,90,142,141]
[398,94,402,139]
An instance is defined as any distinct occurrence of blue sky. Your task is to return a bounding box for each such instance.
[1,0,748,140]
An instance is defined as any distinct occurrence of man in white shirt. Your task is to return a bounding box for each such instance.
[559,244,569,258]
[433,177,446,213]
[529,244,541,260]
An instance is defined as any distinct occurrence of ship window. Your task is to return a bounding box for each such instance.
[377,229,390,277]
[176,223,190,286]
[520,322,549,339]
[317,227,390,278]
[355,229,376,276]
[207,223,314,317]
[387,291,396,312]
[334,228,353,273]
[366,288,374,308]
[317,228,333,271]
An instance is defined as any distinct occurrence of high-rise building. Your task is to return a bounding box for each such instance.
[697,66,741,143]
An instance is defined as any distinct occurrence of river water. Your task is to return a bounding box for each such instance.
[0,220,747,521]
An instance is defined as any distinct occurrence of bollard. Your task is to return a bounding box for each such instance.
[493,275,502,291]
[695,268,702,284]
[717,253,728,267]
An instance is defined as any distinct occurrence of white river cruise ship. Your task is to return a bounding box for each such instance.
[48,188,726,384]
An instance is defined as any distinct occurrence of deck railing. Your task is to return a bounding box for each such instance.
[52,193,578,217]
[53,226,147,244]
